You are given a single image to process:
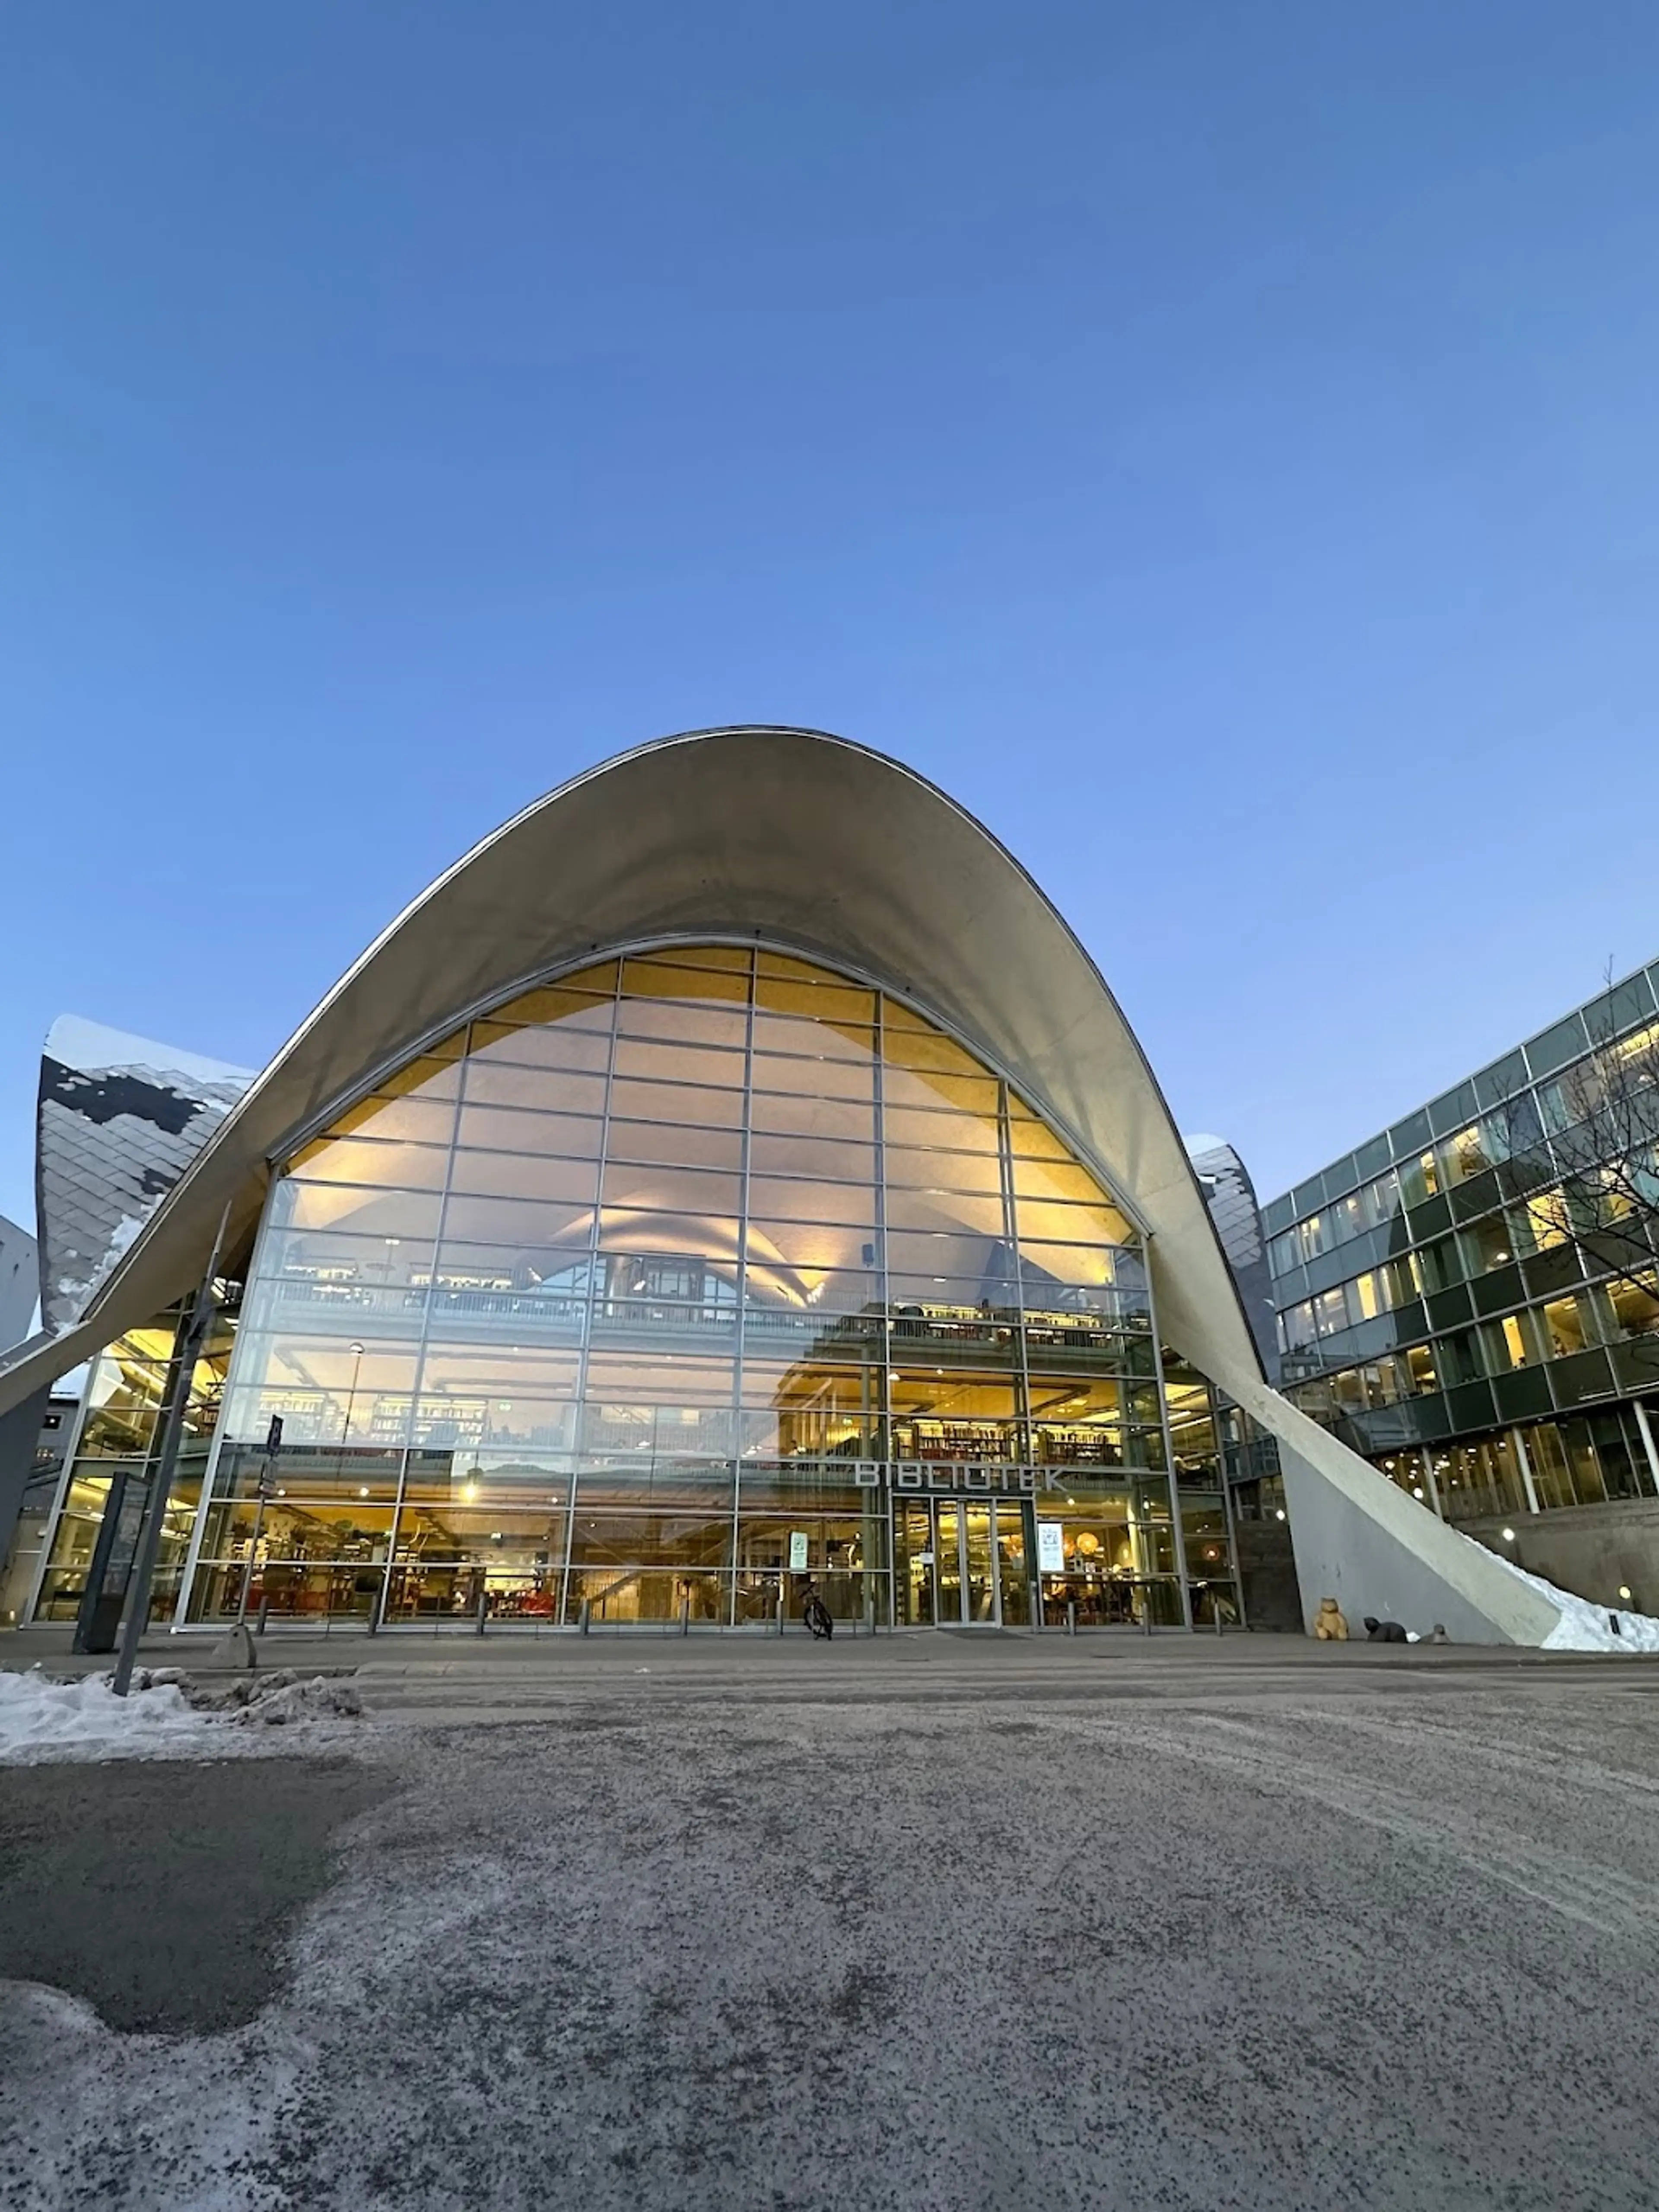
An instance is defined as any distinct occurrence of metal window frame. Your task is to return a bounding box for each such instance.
[176,932,1162,1636]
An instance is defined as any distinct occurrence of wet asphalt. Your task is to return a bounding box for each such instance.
[0,1760,395,2034]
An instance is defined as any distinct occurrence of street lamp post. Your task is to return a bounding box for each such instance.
[335,1342,366,1482]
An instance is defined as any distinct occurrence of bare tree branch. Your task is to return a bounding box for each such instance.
[1540,965,1659,1336]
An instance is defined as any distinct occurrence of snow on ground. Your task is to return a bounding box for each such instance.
[1535,1576,1659,1653]
[0,1669,215,1764]
[0,1667,368,1765]
[1484,1550,1659,1652]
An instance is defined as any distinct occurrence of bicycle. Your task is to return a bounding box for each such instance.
[801,1587,834,1640]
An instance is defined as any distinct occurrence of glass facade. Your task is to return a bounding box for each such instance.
[1262,959,1659,1527]
[0,1394,78,1628]
[29,1312,232,1625]
[168,945,1236,1631]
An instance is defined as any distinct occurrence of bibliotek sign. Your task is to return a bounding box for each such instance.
[851,1460,1039,1495]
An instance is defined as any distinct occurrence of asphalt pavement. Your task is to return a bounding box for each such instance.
[3,1637,1658,2212]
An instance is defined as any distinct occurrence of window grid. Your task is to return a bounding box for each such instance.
[172,942,1203,1633]
[1266,975,1659,1521]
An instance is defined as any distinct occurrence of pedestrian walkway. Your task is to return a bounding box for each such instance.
[3,1620,1646,1724]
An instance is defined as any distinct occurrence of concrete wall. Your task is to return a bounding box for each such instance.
[1274,1433,1560,1644]
[1459,1500,1659,1618]
[0,1215,38,1354]
[0,1383,51,1610]
[1228,1377,1561,1644]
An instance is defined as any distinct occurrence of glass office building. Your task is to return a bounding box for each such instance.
[165,948,1237,1632]
[1263,961,1659,1534]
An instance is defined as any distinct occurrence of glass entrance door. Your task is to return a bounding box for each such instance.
[894,1497,1034,1627]
[934,1503,963,1621]
[995,1501,1032,1626]
[963,1504,995,1622]
[898,1504,935,1626]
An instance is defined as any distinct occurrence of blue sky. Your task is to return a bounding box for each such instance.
[4,1,1658,1236]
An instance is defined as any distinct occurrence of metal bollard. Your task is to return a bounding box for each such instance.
[1214,1606,1224,1636]
[1067,1600,1077,1637]
[864,1588,876,1638]
[254,1596,270,1638]
[579,1597,592,1636]
[1141,1601,1153,1636]
[476,1583,489,1636]
[679,1595,690,1636]
[776,1583,785,1636]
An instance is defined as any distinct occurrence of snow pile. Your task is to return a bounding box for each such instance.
[0,1664,368,1762]
[159,1667,364,1724]
[158,1665,363,1722]
[0,1666,215,1763]
[230,1675,365,1726]
[1488,1553,1659,1653]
